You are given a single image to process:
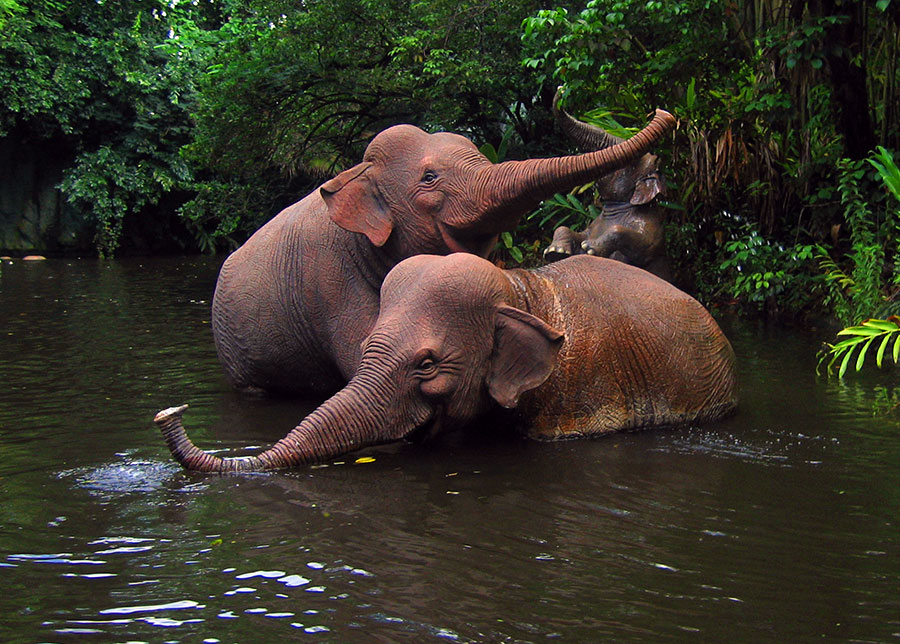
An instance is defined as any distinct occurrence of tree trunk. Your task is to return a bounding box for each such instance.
[820,0,877,159]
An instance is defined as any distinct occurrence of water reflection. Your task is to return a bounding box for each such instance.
[0,257,898,642]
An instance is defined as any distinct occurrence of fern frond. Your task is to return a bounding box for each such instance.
[818,317,900,377]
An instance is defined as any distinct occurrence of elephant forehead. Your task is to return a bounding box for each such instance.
[370,305,496,360]
[428,131,480,152]
[365,126,481,167]
[384,254,497,290]
[381,255,503,311]
[365,124,429,159]
[383,276,497,312]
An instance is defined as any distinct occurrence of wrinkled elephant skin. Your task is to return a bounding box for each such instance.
[212,112,675,396]
[157,253,737,472]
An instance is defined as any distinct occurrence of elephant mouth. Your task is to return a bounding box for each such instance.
[405,408,444,444]
[437,222,498,257]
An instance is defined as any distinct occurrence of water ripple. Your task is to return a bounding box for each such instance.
[99,599,203,615]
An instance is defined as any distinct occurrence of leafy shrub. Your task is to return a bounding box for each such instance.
[715,220,818,316]
[817,153,900,326]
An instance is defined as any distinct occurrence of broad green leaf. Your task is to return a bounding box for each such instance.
[826,346,847,373]
[831,336,872,350]
[855,336,874,372]
[893,333,900,363]
[861,318,899,331]
[838,345,855,378]
[836,326,883,337]
[685,77,696,110]
[566,193,585,211]
[876,332,892,368]
[479,142,498,164]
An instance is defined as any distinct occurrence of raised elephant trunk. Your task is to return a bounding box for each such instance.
[155,372,404,472]
[471,109,675,232]
[552,89,626,151]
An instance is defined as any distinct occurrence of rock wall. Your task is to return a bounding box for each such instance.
[0,136,92,254]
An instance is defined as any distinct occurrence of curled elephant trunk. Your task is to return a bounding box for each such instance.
[552,89,626,151]
[155,405,270,472]
[471,109,675,232]
[155,375,402,472]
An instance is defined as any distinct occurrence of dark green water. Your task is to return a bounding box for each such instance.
[0,256,898,643]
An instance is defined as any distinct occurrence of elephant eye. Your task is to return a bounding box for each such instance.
[414,351,439,377]
[421,170,438,184]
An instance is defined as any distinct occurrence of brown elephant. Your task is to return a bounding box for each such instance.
[544,92,672,280]
[157,253,737,472]
[211,110,675,396]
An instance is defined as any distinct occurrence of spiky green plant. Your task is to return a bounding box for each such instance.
[817,317,900,377]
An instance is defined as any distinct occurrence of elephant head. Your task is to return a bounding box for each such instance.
[157,254,564,472]
[553,90,667,206]
[318,109,674,259]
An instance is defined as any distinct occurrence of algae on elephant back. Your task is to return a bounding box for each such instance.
[157,253,737,472]
[209,110,675,397]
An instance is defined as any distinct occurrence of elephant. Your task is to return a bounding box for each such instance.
[544,92,672,281]
[156,252,737,472]
[210,109,675,397]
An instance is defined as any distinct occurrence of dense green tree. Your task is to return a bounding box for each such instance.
[178,0,552,250]
[0,0,218,256]
[2,0,552,255]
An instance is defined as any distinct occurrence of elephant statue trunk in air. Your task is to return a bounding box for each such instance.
[544,91,673,280]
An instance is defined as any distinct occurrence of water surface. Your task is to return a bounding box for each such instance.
[1,257,898,642]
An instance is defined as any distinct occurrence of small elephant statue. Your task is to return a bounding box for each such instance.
[157,253,737,472]
[544,91,672,281]
[210,109,675,397]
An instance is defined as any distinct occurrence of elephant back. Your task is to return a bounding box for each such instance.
[513,256,736,439]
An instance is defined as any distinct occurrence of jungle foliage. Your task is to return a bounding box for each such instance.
[522,0,900,321]
[0,0,214,256]
[2,0,900,326]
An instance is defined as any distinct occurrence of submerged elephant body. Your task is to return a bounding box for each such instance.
[212,194,383,396]
[500,257,734,438]
[212,113,675,396]
[158,254,737,472]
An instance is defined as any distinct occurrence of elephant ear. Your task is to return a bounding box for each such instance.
[320,162,394,247]
[630,174,666,205]
[486,305,564,409]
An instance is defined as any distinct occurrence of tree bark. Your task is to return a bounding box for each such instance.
[819,0,877,159]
